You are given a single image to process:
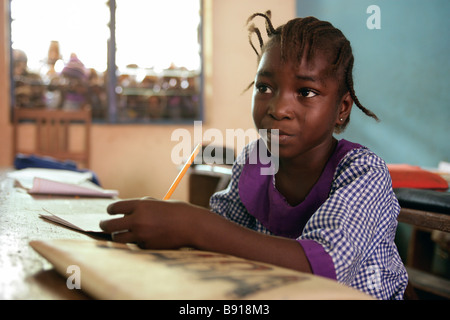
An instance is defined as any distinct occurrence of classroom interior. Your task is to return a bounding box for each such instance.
[0,0,449,300]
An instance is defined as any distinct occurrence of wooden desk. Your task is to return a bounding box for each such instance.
[397,207,450,299]
[398,207,450,233]
[0,169,114,299]
[0,169,372,300]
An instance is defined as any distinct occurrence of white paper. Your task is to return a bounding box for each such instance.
[7,168,118,198]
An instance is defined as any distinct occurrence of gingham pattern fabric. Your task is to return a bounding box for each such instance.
[210,140,408,300]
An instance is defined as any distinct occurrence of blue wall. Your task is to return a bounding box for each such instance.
[296,0,449,167]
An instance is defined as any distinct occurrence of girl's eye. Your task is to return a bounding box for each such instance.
[298,88,317,98]
[255,84,272,94]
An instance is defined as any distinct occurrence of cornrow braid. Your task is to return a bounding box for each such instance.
[246,11,379,132]
[345,57,380,121]
[247,10,277,36]
[247,23,263,57]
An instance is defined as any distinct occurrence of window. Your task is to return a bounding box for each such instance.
[9,0,203,123]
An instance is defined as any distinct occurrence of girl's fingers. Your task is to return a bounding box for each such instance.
[107,199,141,215]
[111,230,136,244]
[99,215,131,233]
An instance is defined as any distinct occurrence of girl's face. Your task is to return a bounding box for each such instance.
[252,43,352,161]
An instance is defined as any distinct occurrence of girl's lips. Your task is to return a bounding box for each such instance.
[267,129,293,144]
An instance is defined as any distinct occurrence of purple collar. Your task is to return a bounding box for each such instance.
[238,139,363,238]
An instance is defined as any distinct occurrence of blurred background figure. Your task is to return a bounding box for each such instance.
[12,49,45,108]
[59,53,90,110]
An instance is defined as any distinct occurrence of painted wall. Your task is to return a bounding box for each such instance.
[297,0,449,167]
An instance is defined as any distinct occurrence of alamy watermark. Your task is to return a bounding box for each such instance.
[367,5,381,30]
[170,121,279,175]
[66,265,81,289]
[367,265,381,290]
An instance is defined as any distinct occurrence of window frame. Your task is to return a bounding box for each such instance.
[8,0,204,124]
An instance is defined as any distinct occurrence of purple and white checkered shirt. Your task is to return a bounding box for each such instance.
[210,139,408,300]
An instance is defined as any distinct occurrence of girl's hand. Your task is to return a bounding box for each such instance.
[100,199,311,273]
[99,198,198,249]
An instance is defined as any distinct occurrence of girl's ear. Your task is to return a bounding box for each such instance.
[337,91,353,125]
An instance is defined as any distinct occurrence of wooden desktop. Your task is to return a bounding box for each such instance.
[0,168,112,299]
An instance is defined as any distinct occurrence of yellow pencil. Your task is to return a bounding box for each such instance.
[163,143,202,200]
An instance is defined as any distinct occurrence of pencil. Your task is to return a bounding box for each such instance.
[163,143,202,200]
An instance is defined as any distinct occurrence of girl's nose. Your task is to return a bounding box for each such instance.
[268,93,294,120]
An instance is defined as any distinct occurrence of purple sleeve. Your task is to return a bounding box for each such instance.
[297,239,336,280]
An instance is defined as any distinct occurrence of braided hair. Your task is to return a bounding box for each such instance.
[247,11,379,133]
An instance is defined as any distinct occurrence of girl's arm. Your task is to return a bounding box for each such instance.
[99,198,312,273]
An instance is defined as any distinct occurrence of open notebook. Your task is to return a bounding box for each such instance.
[8,168,118,198]
[40,209,112,240]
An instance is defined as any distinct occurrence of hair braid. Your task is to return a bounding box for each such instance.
[247,23,263,57]
[346,57,379,121]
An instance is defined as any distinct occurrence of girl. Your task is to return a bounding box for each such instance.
[100,11,408,300]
